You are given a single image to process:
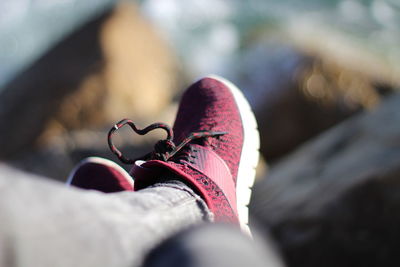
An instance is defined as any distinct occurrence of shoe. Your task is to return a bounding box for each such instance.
[108,75,260,233]
[66,157,134,192]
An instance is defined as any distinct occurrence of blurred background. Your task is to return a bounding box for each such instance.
[0,0,400,266]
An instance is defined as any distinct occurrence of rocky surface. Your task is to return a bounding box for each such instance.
[233,40,391,162]
[0,10,108,159]
[250,92,400,267]
[0,3,179,159]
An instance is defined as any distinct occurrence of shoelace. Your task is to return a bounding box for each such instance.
[108,119,227,164]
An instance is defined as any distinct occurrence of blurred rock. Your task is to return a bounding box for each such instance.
[99,3,179,124]
[0,9,107,159]
[285,15,400,89]
[0,2,179,159]
[234,40,393,162]
[250,93,400,267]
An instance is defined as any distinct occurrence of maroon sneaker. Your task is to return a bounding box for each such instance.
[108,75,260,233]
[66,157,134,192]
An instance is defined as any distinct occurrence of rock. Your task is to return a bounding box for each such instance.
[0,10,108,159]
[234,40,393,162]
[0,2,179,159]
[99,3,179,124]
[250,93,400,267]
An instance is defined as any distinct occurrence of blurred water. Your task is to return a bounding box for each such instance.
[140,0,400,79]
[0,0,399,90]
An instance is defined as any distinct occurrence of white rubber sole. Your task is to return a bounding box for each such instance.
[207,75,260,236]
[66,156,134,187]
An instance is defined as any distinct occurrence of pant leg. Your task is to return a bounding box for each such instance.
[0,164,212,267]
[142,223,285,267]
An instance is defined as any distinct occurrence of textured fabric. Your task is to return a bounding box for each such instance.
[135,160,236,223]
[143,223,285,267]
[172,77,244,183]
[68,159,134,192]
[133,77,244,223]
[0,165,212,267]
[183,144,235,205]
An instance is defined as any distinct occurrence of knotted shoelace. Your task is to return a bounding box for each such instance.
[108,119,227,164]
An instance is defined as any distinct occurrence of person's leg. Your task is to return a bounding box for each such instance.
[116,75,260,234]
[142,223,285,267]
[0,75,260,267]
[0,164,212,267]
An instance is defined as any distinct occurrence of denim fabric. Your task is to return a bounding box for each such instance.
[143,223,285,267]
[0,164,212,267]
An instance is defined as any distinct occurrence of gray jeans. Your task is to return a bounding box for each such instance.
[0,164,284,267]
[0,164,212,267]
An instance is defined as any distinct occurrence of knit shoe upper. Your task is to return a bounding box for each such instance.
[67,157,134,193]
[127,76,260,231]
[173,77,244,183]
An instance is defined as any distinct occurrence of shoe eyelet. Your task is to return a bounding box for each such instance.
[215,191,220,196]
